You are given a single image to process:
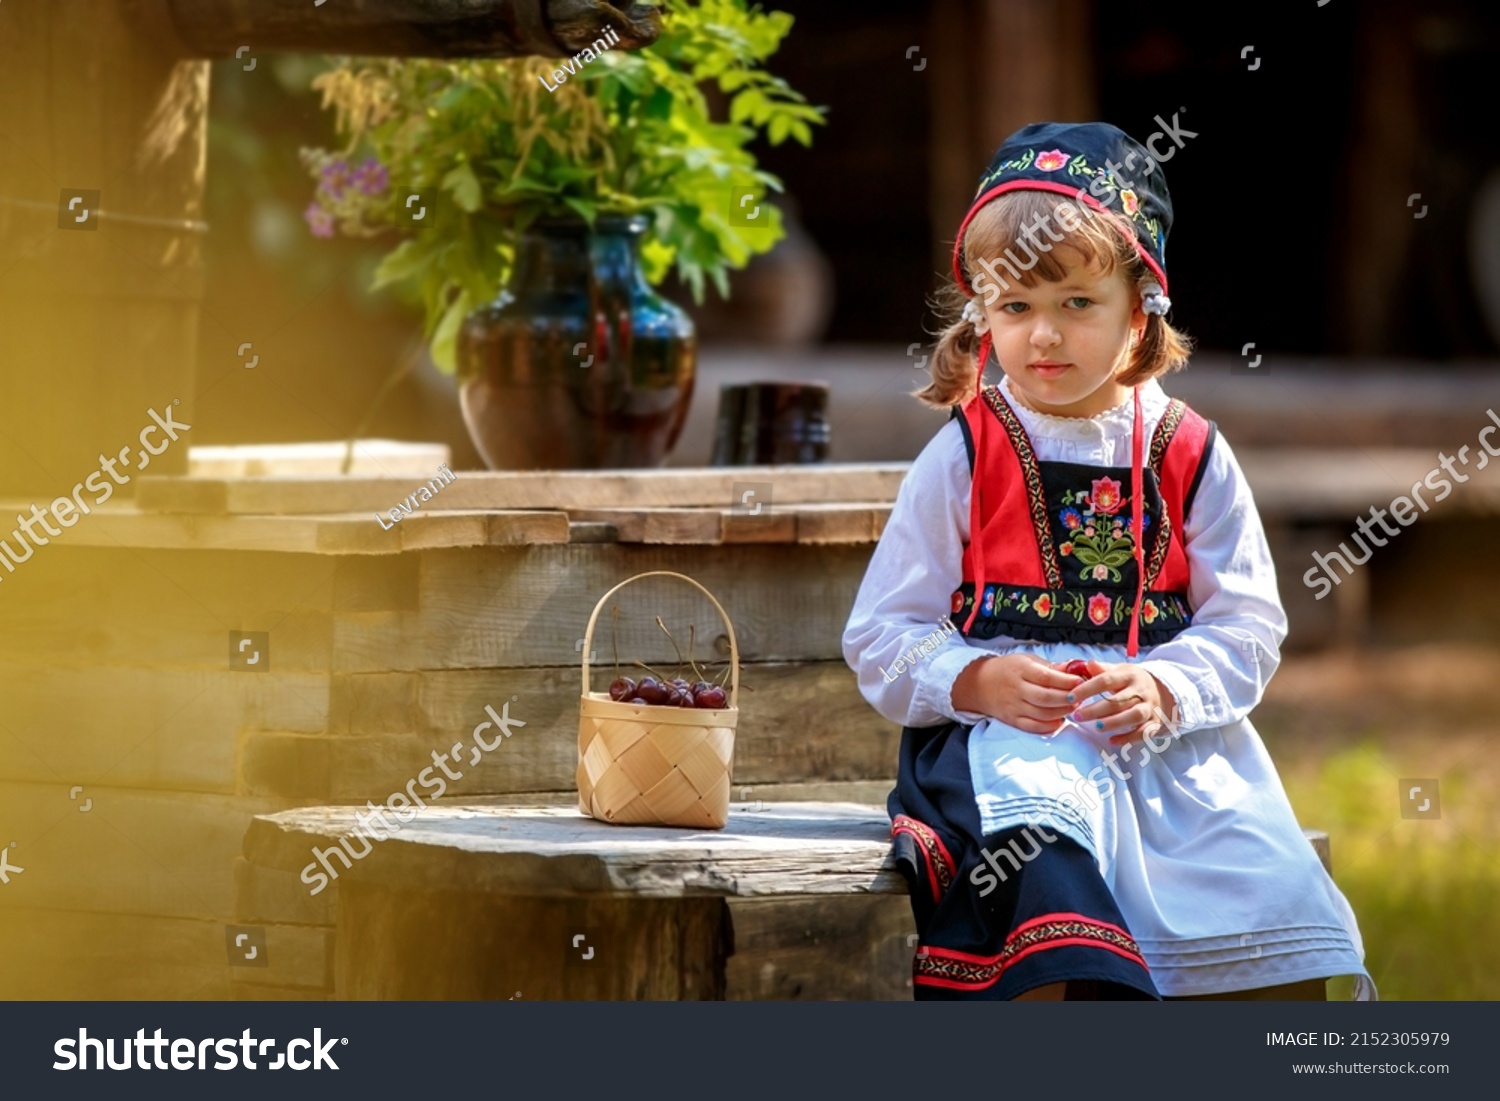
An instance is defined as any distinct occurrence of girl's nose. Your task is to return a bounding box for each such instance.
[1031,320,1062,348]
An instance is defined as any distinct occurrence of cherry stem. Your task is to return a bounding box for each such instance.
[686,624,706,681]
[656,615,687,679]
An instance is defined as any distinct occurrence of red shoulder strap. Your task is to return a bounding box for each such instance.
[957,389,1051,631]
[1154,404,1217,589]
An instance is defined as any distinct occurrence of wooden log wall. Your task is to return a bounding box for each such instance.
[0,0,208,497]
[0,537,915,1001]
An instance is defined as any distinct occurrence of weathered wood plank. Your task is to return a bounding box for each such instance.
[794,503,884,544]
[0,908,232,1000]
[333,544,872,671]
[131,451,1500,537]
[726,896,914,1001]
[136,464,912,515]
[238,662,899,799]
[564,503,894,545]
[722,508,798,543]
[0,589,335,675]
[245,803,908,898]
[0,547,429,672]
[411,780,900,809]
[0,664,328,791]
[233,855,337,927]
[0,505,570,554]
[335,883,729,1000]
[567,507,726,545]
[400,509,570,550]
[0,782,286,920]
[189,440,450,479]
[0,544,415,614]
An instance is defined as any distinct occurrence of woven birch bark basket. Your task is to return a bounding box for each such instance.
[576,570,740,829]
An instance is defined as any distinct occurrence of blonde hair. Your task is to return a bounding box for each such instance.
[914,190,1193,408]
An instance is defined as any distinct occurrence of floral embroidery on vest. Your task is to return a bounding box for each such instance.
[954,389,1197,645]
[1058,476,1152,584]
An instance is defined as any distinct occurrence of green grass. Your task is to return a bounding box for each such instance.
[1259,646,1500,1000]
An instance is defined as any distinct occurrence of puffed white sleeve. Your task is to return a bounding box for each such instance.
[841,419,995,728]
[1133,430,1288,732]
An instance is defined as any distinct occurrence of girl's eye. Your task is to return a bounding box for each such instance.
[1001,302,1028,314]
[1065,296,1092,309]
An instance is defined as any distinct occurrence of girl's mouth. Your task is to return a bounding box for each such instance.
[1029,362,1072,378]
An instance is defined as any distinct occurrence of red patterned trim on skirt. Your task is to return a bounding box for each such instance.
[914,911,1149,991]
[891,814,957,901]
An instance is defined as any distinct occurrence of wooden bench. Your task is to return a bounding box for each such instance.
[246,802,901,1000]
[244,801,1331,1000]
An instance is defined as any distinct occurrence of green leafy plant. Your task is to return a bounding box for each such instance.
[300,0,824,372]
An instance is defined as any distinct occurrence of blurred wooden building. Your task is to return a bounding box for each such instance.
[741,0,1500,359]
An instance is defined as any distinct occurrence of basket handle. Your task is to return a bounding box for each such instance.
[580,570,740,706]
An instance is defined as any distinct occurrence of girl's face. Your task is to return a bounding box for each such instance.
[980,247,1148,419]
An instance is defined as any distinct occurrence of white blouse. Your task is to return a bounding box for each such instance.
[842,374,1375,998]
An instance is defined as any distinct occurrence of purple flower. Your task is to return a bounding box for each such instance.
[351,157,389,196]
[305,202,335,239]
[319,158,354,199]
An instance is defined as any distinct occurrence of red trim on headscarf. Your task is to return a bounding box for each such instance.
[952,180,1169,298]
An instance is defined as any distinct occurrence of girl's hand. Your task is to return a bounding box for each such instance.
[1061,659,1180,746]
[951,653,1081,735]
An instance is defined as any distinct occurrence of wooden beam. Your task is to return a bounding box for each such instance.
[0,504,570,554]
[154,0,662,60]
[135,464,911,515]
[977,0,1096,157]
[188,441,451,479]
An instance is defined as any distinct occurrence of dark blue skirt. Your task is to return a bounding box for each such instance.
[889,720,1161,1000]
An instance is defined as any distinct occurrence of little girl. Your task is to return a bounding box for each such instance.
[843,122,1375,1001]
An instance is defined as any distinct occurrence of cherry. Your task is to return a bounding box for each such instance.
[608,676,637,702]
[1062,660,1092,680]
[694,685,728,709]
[690,681,713,697]
[636,677,670,706]
[624,696,648,706]
[670,677,692,693]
